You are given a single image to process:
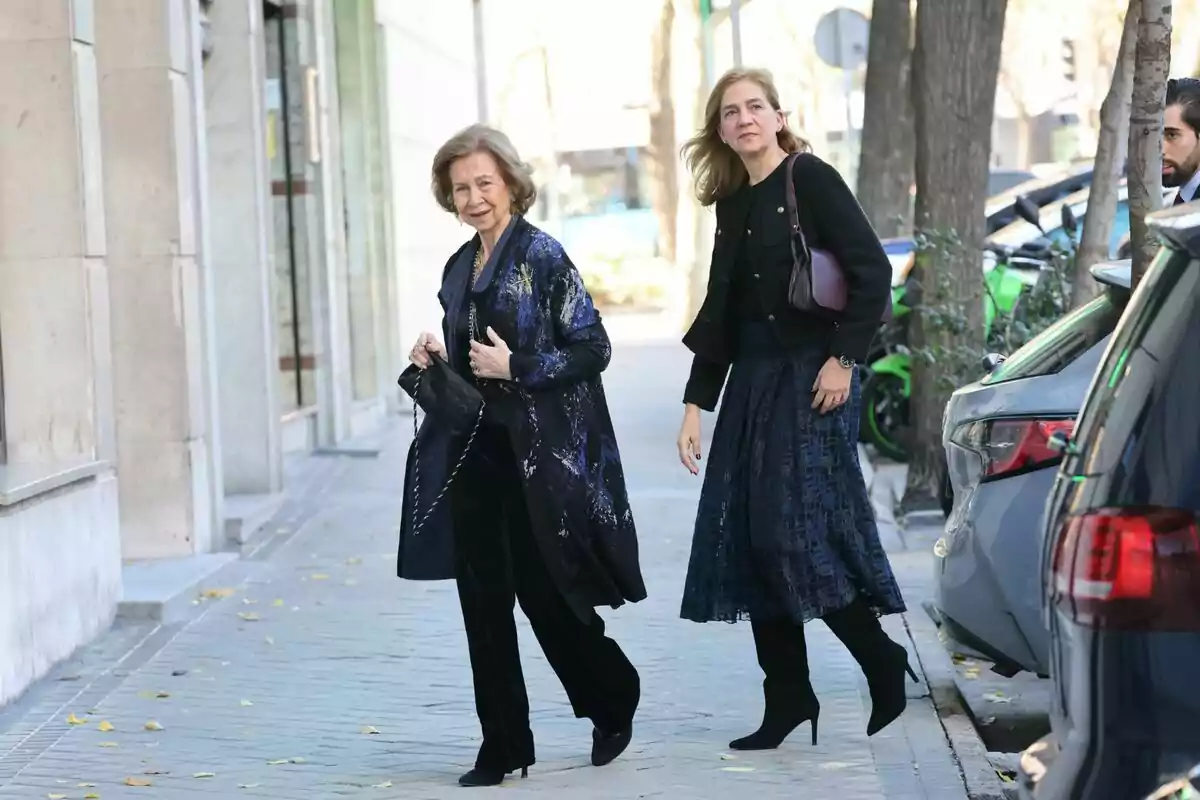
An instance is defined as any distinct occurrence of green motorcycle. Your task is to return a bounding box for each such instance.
[860,198,1070,463]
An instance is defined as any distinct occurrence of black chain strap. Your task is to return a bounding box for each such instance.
[408,376,483,536]
[409,301,485,536]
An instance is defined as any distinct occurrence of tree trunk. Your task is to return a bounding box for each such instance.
[1127,0,1172,288]
[649,0,679,265]
[857,0,915,238]
[1074,1,1139,307]
[904,0,1009,510]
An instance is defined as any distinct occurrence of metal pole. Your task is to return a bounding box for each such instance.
[472,0,488,122]
[730,0,742,67]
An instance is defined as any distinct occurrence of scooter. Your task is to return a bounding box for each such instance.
[859,196,1067,463]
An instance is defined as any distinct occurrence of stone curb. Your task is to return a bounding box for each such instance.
[906,597,1012,799]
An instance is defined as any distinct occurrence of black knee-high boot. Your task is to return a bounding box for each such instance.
[730,618,820,750]
[822,596,917,737]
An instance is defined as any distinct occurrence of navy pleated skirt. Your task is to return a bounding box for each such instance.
[679,323,907,624]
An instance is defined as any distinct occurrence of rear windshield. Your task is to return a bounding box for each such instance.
[982,290,1126,384]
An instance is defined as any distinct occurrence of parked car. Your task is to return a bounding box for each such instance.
[1017,202,1200,799]
[933,260,1132,676]
[989,168,1039,196]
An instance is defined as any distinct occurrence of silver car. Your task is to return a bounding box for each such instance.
[932,260,1132,676]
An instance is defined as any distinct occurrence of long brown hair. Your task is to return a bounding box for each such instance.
[681,67,811,206]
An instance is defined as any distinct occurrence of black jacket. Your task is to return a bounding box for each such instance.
[681,153,892,411]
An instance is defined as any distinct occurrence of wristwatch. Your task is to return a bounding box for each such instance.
[837,355,855,369]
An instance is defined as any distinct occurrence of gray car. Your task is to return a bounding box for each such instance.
[932,260,1132,676]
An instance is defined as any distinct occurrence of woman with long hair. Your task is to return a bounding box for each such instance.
[676,67,911,750]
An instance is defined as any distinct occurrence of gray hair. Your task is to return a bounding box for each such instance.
[430,124,538,216]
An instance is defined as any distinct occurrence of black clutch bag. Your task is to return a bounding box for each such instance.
[397,352,484,437]
[397,353,485,535]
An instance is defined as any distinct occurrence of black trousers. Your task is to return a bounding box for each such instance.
[451,425,640,771]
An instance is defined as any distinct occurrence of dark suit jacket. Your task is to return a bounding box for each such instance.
[681,153,892,411]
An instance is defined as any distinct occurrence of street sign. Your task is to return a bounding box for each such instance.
[814,7,869,72]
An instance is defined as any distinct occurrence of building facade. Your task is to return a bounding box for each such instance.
[0,0,478,707]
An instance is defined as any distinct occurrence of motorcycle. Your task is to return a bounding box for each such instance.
[859,196,1075,464]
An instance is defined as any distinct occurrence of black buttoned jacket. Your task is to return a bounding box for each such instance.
[681,153,893,411]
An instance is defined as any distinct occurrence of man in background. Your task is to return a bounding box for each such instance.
[1163,77,1200,205]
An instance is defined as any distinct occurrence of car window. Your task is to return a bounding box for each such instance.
[1070,246,1200,508]
[982,289,1127,384]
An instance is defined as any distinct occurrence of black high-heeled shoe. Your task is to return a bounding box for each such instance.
[591,723,634,767]
[729,699,821,750]
[457,765,529,788]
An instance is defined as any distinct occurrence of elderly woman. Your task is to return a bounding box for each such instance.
[396,124,645,788]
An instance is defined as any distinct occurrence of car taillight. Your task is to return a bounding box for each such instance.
[952,417,1074,479]
[1051,507,1200,631]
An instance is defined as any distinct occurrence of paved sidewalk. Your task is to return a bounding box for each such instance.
[0,342,973,799]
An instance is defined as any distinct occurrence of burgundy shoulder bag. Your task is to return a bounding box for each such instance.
[783,152,893,323]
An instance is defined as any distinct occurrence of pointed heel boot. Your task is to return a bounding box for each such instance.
[729,701,820,750]
[865,645,916,737]
[458,765,529,787]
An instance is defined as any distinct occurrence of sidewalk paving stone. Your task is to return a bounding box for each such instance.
[0,343,982,799]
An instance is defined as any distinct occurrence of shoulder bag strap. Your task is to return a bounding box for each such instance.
[783,152,813,266]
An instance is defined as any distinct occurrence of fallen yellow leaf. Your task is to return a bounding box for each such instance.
[361,726,380,735]
[97,720,115,732]
[272,599,284,607]
[124,776,152,787]
[346,557,363,566]
[372,781,393,789]
[722,766,756,772]
[240,699,254,707]
[66,713,88,725]
[200,587,236,599]
[77,783,96,788]
[155,691,170,699]
[237,612,260,622]
[310,573,330,580]
[193,772,215,779]
[48,794,67,799]
[144,720,163,731]
[99,741,119,748]
[85,794,100,799]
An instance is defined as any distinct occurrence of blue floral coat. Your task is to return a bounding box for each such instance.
[397,216,646,618]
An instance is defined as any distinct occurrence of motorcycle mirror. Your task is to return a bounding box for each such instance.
[981,352,1007,373]
[1061,204,1079,236]
[1015,196,1042,230]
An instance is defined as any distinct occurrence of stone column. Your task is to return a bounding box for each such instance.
[0,0,115,467]
[204,0,283,495]
[95,0,218,559]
